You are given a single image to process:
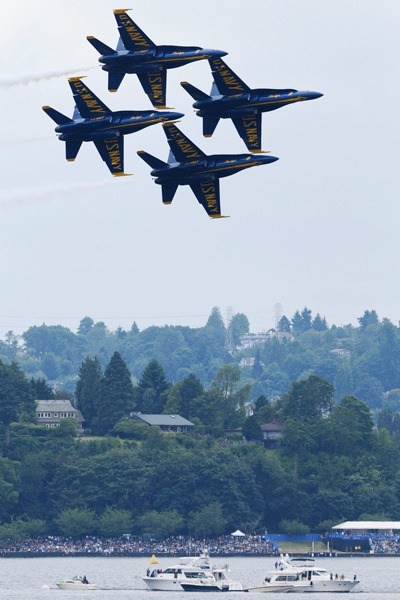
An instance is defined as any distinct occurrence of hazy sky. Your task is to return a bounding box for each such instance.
[0,1,399,335]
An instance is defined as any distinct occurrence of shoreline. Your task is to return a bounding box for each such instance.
[0,552,399,558]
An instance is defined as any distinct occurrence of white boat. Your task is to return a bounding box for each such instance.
[247,557,359,593]
[56,575,97,590]
[143,554,244,592]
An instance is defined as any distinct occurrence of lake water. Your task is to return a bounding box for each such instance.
[1,555,399,599]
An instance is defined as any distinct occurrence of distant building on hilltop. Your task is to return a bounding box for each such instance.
[130,413,194,433]
[36,399,84,433]
[262,422,284,446]
[240,330,293,349]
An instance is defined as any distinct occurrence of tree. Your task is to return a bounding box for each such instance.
[77,316,94,336]
[291,311,303,335]
[75,357,102,427]
[94,352,135,435]
[280,375,334,422]
[300,307,313,332]
[278,316,291,333]
[252,349,264,379]
[206,307,226,347]
[98,508,133,536]
[136,510,185,536]
[242,415,263,441]
[190,502,227,537]
[358,310,379,329]
[130,322,139,335]
[30,377,54,399]
[0,361,36,445]
[55,508,96,537]
[135,359,169,413]
[330,395,374,454]
[209,365,249,429]
[279,519,310,535]
[312,314,328,331]
[229,313,250,346]
[173,373,204,419]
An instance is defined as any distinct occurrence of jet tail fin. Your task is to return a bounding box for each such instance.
[108,71,126,92]
[86,36,116,56]
[137,150,168,170]
[180,81,210,102]
[42,106,73,125]
[203,116,220,138]
[66,140,83,162]
[162,182,178,205]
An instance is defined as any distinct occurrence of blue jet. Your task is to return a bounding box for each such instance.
[137,123,278,219]
[42,76,183,176]
[181,57,323,153]
[86,8,227,109]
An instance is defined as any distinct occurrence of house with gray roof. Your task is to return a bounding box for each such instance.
[130,412,194,433]
[36,400,84,433]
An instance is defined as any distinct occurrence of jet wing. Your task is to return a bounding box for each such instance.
[93,135,126,176]
[209,58,250,96]
[232,112,262,152]
[163,123,206,164]
[138,69,167,109]
[68,77,111,119]
[114,9,155,51]
[190,179,228,219]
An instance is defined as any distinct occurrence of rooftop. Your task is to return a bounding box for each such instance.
[131,413,194,427]
[333,521,400,530]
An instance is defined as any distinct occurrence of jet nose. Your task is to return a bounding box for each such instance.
[255,154,279,165]
[308,91,324,100]
[205,49,228,58]
[163,111,185,122]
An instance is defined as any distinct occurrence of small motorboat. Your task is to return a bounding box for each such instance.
[56,575,97,590]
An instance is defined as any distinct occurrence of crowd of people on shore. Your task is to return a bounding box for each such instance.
[0,534,277,557]
[369,535,400,554]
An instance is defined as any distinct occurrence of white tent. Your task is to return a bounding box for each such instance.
[231,529,246,537]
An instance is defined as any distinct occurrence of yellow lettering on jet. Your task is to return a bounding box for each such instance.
[168,128,201,160]
[213,58,244,92]
[73,80,106,114]
[148,73,164,102]
[243,117,259,147]
[119,13,149,46]
[105,137,122,172]
[201,182,218,212]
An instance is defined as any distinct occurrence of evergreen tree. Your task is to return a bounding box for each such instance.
[300,307,313,332]
[206,307,226,346]
[30,377,54,399]
[312,314,328,331]
[278,316,291,333]
[75,357,102,427]
[291,311,303,335]
[177,373,204,419]
[252,349,264,379]
[94,352,135,435]
[135,359,169,413]
[242,415,263,441]
[358,310,379,329]
[130,322,139,335]
[0,361,36,445]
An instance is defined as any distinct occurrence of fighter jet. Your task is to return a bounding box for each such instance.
[86,8,227,109]
[137,123,278,219]
[42,76,183,176]
[181,57,323,153]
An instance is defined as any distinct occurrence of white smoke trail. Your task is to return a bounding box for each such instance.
[0,136,53,146]
[0,66,98,90]
[0,178,132,209]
